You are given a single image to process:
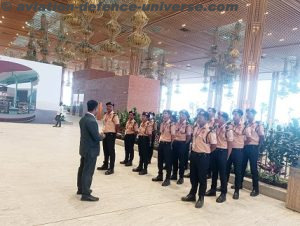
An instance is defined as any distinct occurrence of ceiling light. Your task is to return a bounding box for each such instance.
[264,12,269,15]
[1,16,5,19]
[238,19,243,23]
[0,20,2,24]
[267,32,272,36]
[220,11,225,14]
[292,27,298,31]
[16,33,19,36]
[279,38,285,42]
[186,64,191,67]
[181,24,186,27]
[158,41,162,45]
[22,26,25,29]
[246,3,251,7]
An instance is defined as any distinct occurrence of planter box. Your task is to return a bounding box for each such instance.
[286,167,300,212]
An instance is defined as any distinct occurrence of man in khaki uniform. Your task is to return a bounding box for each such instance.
[97,102,120,175]
[152,110,176,186]
[171,110,192,185]
[226,109,244,200]
[181,110,217,209]
[121,111,138,166]
[148,112,157,164]
[206,112,233,203]
[133,112,152,175]
[241,108,265,197]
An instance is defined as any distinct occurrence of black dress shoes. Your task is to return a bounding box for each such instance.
[195,196,204,208]
[250,190,259,197]
[170,175,177,181]
[105,169,114,175]
[162,179,170,186]
[77,189,92,195]
[177,178,184,185]
[125,161,132,166]
[120,160,127,164]
[139,169,148,175]
[216,193,226,203]
[181,194,196,202]
[205,189,216,196]
[132,167,142,172]
[152,175,163,182]
[97,165,108,171]
[81,195,99,202]
[233,191,239,200]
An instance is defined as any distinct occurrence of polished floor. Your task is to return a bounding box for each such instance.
[0,120,299,226]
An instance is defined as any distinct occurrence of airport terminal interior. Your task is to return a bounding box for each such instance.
[1,0,300,225]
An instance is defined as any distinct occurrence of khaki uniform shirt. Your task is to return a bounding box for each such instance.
[103,111,120,133]
[216,124,234,149]
[245,121,265,145]
[231,121,245,149]
[138,121,152,136]
[192,123,217,153]
[174,120,192,142]
[159,119,176,142]
[125,119,138,135]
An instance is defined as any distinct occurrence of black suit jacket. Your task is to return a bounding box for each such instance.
[79,113,103,158]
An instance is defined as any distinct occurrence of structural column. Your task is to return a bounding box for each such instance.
[129,47,142,76]
[267,72,279,125]
[60,67,65,103]
[207,77,214,108]
[166,79,173,110]
[237,0,268,109]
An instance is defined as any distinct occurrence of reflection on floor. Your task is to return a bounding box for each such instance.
[1,121,299,226]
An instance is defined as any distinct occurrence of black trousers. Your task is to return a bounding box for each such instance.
[189,151,210,197]
[242,145,259,191]
[103,133,116,169]
[138,136,150,170]
[55,114,62,127]
[149,132,156,162]
[124,134,136,162]
[157,141,172,179]
[77,154,97,196]
[184,141,191,170]
[226,148,243,192]
[172,141,186,178]
[210,148,228,194]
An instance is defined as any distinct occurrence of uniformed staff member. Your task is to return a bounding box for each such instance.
[120,111,138,166]
[207,107,217,179]
[206,112,233,203]
[97,102,120,175]
[133,112,152,175]
[226,109,244,200]
[181,110,217,208]
[241,108,265,197]
[152,110,175,186]
[171,110,192,185]
[148,112,157,164]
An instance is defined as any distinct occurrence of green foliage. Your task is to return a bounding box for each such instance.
[260,118,300,182]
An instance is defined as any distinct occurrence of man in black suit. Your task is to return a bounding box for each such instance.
[77,100,104,202]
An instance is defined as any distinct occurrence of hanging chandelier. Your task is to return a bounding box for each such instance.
[75,40,96,59]
[82,0,104,19]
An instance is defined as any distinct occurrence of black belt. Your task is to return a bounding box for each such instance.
[104,133,116,136]
[216,148,227,151]
[173,140,186,143]
[160,141,171,144]
[191,151,210,156]
[139,135,149,138]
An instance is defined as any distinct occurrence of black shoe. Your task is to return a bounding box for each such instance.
[105,169,114,175]
[177,178,184,185]
[120,160,127,164]
[139,169,148,175]
[162,179,170,186]
[148,160,151,164]
[81,195,99,202]
[195,196,204,208]
[77,189,92,195]
[152,175,163,182]
[184,173,190,178]
[250,190,259,197]
[216,186,222,192]
[132,167,142,172]
[97,165,108,171]
[233,191,239,200]
[125,161,132,166]
[216,193,226,203]
[205,189,216,196]
[170,175,177,180]
[181,194,196,202]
